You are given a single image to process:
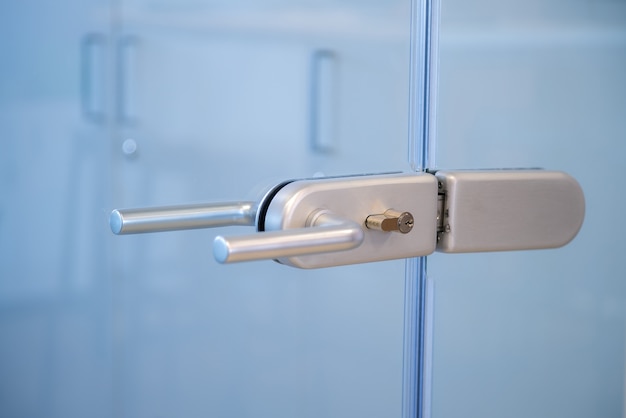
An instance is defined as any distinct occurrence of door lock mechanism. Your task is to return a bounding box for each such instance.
[110,170,585,269]
[365,210,415,234]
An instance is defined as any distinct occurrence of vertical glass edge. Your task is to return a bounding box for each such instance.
[407,0,440,171]
[427,0,441,170]
[421,276,435,418]
[401,257,428,418]
[404,0,440,416]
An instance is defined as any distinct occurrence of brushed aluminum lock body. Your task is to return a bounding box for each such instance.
[260,173,438,268]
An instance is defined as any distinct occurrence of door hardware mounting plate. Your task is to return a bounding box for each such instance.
[434,170,585,253]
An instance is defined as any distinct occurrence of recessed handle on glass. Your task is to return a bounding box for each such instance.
[110,202,256,234]
[214,211,364,263]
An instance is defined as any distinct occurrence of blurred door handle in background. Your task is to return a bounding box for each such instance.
[80,33,107,123]
[117,35,140,126]
[309,50,337,154]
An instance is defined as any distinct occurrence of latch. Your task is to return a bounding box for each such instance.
[110,170,584,268]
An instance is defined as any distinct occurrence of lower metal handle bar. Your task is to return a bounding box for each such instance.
[213,211,364,264]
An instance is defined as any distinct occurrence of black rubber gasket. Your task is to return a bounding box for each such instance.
[256,180,295,232]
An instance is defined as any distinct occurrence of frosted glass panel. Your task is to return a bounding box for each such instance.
[430,1,626,417]
[0,1,420,418]
[0,2,113,418]
[112,2,412,415]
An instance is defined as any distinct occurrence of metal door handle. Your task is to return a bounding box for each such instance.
[110,202,362,263]
[110,201,256,234]
[109,170,584,269]
[109,173,437,268]
[214,211,363,263]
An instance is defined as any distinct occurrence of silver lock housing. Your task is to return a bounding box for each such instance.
[263,172,439,268]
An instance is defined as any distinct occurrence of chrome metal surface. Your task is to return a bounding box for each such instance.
[213,211,363,264]
[366,209,415,234]
[264,172,438,268]
[110,202,256,235]
[435,170,585,253]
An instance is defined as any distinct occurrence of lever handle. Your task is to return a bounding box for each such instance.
[213,211,364,264]
[110,202,256,235]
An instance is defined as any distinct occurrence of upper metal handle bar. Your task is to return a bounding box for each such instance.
[213,211,364,264]
[110,202,257,235]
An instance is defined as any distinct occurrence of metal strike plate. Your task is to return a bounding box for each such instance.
[262,172,438,268]
[435,170,585,253]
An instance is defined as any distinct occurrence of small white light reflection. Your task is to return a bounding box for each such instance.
[122,138,138,156]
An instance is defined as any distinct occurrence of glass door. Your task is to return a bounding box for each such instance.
[428,1,626,417]
[109,1,426,417]
[3,0,442,417]
[0,2,114,417]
